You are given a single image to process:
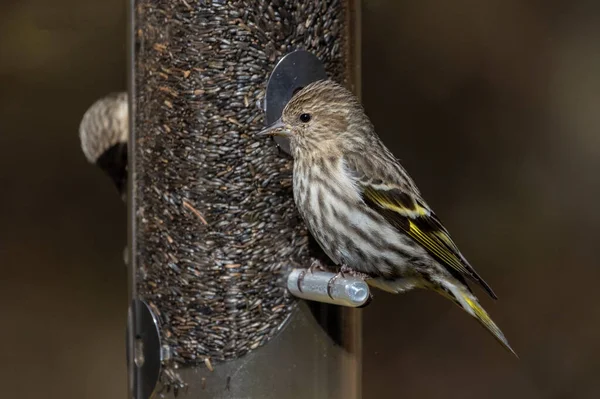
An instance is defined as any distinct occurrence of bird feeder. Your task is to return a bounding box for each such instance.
[127,1,362,397]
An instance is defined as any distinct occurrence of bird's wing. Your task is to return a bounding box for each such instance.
[344,151,498,300]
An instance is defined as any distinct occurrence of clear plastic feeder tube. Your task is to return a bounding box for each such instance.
[127,1,362,398]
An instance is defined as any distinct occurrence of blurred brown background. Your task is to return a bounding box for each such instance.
[1,0,599,398]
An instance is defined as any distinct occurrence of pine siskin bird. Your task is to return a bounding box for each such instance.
[258,79,516,356]
[79,91,129,200]
[79,91,129,266]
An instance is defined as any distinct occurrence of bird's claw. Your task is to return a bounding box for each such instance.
[297,259,328,293]
[326,271,344,299]
[340,264,371,280]
[297,270,306,293]
[326,265,370,299]
[326,263,351,299]
[309,259,328,273]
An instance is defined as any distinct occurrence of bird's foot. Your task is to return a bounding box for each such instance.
[326,264,370,299]
[297,259,328,292]
[339,264,371,280]
[309,258,329,273]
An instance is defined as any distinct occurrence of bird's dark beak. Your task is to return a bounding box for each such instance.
[257,118,291,137]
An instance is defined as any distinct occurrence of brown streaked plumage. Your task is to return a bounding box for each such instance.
[79,91,128,198]
[258,79,516,356]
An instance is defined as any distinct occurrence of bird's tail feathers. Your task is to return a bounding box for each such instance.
[441,279,517,357]
[367,276,517,357]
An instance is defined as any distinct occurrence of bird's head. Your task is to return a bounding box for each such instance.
[257,80,371,157]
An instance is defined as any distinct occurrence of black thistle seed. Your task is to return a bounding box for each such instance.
[134,0,352,391]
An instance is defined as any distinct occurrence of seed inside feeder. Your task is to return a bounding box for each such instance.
[133,0,353,389]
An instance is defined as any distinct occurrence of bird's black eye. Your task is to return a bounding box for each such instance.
[299,113,311,123]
